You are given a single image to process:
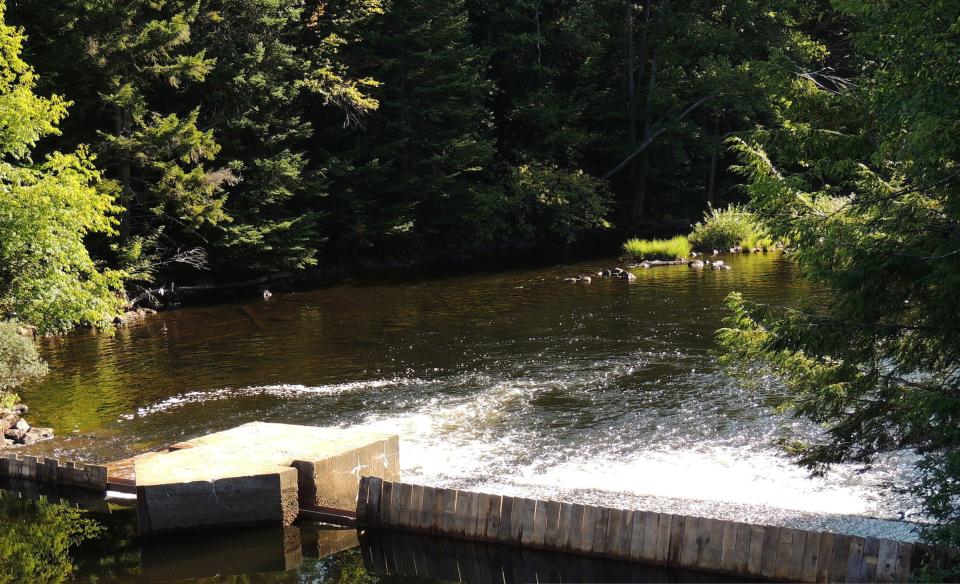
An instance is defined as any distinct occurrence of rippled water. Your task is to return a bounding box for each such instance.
[20,252,918,544]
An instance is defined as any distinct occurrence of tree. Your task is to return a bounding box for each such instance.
[189,0,382,274]
[9,0,233,280]
[0,1,123,333]
[718,0,960,556]
[327,0,501,256]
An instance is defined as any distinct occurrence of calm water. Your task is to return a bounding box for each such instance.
[3,252,920,580]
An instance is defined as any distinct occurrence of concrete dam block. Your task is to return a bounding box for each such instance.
[134,422,400,534]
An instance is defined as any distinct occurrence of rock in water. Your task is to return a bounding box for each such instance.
[14,418,29,431]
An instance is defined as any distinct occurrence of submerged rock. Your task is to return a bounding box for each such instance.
[689,260,705,269]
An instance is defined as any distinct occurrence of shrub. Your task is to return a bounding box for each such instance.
[0,322,47,408]
[689,204,769,251]
[508,163,612,245]
[623,235,692,260]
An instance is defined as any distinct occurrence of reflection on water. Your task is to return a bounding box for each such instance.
[0,480,759,583]
[19,253,917,545]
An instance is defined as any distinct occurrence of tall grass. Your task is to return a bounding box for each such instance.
[688,204,770,251]
[622,235,692,260]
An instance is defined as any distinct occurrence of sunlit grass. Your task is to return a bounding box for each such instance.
[689,204,769,251]
[622,235,692,261]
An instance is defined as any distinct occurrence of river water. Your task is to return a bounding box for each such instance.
[24,253,918,533]
[4,252,921,579]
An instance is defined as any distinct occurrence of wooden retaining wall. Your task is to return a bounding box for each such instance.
[0,453,108,492]
[356,477,942,583]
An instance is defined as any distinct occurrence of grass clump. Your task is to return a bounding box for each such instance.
[623,235,692,261]
[689,204,770,251]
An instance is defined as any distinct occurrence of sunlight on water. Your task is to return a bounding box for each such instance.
[23,253,922,542]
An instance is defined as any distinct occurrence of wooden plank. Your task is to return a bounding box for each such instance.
[845,536,866,583]
[473,493,491,540]
[380,481,394,527]
[432,487,445,533]
[679,515,701,568]
[497,495,514,543]
[577,505,597,554]
[614,509,634,559]
[860,537,881,583]
[641,511,660,561]
[438,488,456,534]
[800,530,822,583]
[893,542,913,583]
[592,506,611,555]
[508,496,525,543]
[483,494,502,541]
[628,509,645,561]
[831,534,853,583]
[557,502,574,550]
[356,477,370,523]
[747,524,765,576]
[774,527,796,581]
[397,483,414,530]
[876,539,899,583]
[667,514,685,566]
[419,486,436,532]
[703,518,724,571]
[816,531,835,583]
[604,508,623,558]
[760,525,781,580]
[519,498,537,547]
[567,503,585,552]
[720,520,738,573]
[656,513,673,564]
[543,500,562,550]
[409,484,424,530]
[531,498,548,547]
[462,491,481,540]
[732,522,750,573]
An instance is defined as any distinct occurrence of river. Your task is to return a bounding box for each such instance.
[3,252,920,580]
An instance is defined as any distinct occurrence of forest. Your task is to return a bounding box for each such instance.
[2,0,960,577]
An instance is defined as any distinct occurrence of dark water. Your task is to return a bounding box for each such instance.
[2,253,920,580]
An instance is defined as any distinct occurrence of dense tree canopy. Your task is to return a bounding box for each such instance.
[719,0,960,558]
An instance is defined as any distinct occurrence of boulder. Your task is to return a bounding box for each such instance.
[13,403,27,415]
[579,276,592,284]
[14,418,29,431]
[20,427,54,445]
[689,260,705,269]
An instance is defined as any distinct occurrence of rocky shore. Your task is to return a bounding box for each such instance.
[1,404,53,446]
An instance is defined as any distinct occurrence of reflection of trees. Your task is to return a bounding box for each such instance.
[0,491,102,583]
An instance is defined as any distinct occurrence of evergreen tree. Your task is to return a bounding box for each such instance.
[328,0,500,256]
[191,0,381,273]
[719,0,960,558]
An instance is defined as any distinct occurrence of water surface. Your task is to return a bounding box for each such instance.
[21,253,917,542]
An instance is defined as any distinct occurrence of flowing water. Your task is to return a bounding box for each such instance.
[2,252,922,580]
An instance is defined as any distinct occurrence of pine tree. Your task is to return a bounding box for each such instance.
[328,0,500,256]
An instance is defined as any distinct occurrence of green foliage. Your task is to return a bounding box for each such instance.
[507,163,612,245]
[622,235,691,261]
[0,491,103,584]
[327,0,500,254]
[0,2,123,333]
[718,0,960,559]
[688,204,769,251]
[0,321,47,395]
